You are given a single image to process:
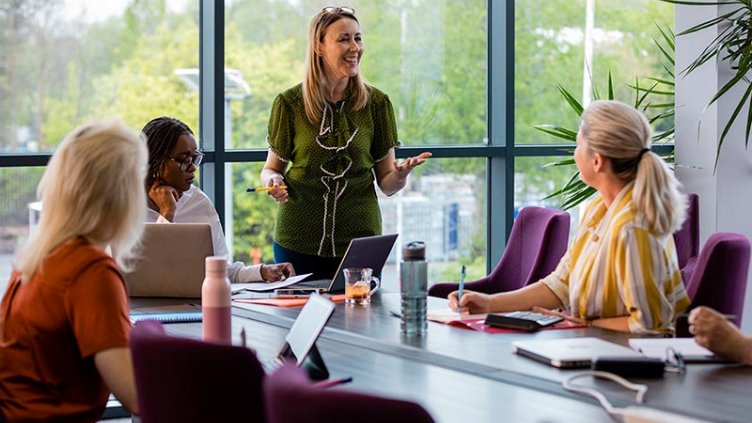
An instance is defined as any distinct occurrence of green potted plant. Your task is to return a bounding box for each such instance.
[662,0,752,167]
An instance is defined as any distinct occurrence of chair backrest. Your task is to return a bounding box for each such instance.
[687,232,751,327]
[264,363,434,423]
[488,206,570,292]
[673,193,700,280]
[130,320,266,423]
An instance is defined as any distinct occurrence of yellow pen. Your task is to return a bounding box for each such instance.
[246,185,287,192]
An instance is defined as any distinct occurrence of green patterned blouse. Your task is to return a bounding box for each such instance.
[267,83,400,257]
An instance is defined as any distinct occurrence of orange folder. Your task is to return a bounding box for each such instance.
[234,294,347,308]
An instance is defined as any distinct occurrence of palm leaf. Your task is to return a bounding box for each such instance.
[556,83,584,116]
[533,125,577,141]
[715,81,752,169]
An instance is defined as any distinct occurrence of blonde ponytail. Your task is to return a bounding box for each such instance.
[632,151,686,236]
[580,100,686,236]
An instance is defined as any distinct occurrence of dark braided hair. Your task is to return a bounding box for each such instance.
[142,116,194,186]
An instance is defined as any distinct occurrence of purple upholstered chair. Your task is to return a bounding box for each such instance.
[264,363,434,423]
[130,320,266,423]
[686,232,751,327]
[428,206,570,298]
[673,193,700,285]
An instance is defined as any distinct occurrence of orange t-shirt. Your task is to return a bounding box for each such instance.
[0,237,131,422]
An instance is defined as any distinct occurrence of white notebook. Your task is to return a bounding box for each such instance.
[628,338,724,362]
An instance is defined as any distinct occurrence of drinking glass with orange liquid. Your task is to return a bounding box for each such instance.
[343,268,380,305]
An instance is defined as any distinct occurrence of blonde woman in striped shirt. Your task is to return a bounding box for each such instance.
[450,100,690,334]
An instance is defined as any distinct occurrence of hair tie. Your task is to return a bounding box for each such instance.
[637,148,650,160]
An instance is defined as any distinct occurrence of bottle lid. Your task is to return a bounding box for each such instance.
[205,256,228,272]
[402,241,426,260]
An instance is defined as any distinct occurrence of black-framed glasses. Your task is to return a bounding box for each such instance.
[169,151,204,172]
[322,6,355,15]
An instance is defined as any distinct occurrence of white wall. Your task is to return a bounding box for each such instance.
[676,4,752,332]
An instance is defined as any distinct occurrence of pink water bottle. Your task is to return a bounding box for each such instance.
[202,256,232,344]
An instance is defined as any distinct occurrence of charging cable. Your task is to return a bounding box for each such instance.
[563,371,709,423]
[563,370,646,415]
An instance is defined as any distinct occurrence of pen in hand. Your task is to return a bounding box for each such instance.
[246,185,287,192]
[455,265,466,312]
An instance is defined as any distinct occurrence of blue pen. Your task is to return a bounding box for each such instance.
[457,265,466,307]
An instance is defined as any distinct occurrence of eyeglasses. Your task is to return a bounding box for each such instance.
[322,6,355,15]
[169,151,204,172]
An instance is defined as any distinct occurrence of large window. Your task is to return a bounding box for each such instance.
[0,1,199,287]
[222,0,489,283]
[0,1,676,294]
[224,1,487,149]
[513,0,674,220]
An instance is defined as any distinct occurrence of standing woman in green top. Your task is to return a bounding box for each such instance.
[262,6,430,280]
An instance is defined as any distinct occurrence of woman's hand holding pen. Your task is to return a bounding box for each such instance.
[263,174,288,204]
[448,290,492,314]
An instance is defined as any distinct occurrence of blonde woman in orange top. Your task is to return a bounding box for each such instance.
[0,120,144,420]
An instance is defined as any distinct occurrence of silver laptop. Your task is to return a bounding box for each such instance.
[512,337,642,368]
[122,223,214,298]
[293,234,398,294]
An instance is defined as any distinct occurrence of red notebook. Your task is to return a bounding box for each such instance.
[448,318,585,334]
[427,309,585,333]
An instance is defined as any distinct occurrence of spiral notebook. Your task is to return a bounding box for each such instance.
[130,311,203,324]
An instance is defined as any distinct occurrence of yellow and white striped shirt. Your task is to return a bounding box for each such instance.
[542,183,690,334]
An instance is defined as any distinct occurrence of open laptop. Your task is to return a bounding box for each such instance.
[291,234,398,294]
[121,223,214,298]
[512,337,643,368]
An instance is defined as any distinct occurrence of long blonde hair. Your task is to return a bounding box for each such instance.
[14,120,148,281]
[302,8,369,124]
[580,100,686,236]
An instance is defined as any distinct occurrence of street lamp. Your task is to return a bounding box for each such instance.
[174,67,251,260]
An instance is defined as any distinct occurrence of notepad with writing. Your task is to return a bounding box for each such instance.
[130,311,203,324]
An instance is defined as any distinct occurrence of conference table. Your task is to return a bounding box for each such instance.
[123,292,752,422]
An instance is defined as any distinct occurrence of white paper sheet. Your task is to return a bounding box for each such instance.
[231,273,313,294]
[629,338,714,359]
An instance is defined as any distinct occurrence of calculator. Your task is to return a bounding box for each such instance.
[484,311,563,331]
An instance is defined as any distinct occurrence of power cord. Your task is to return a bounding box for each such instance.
[562,371,708,423]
